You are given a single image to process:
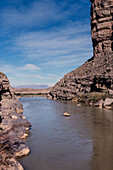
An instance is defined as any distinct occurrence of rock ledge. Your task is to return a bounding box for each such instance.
[0,72,31,169]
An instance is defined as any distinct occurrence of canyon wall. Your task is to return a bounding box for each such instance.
[48,0,113,101]
[90,0,113,58]
[0,72,31,169]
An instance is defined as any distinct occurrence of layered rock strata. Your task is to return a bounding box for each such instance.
[0,72,31,169]
[48,0,113,101]
[90,0,113,58]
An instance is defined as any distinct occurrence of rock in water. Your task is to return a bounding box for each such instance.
[104,98,113,107]
[48,0,113,100]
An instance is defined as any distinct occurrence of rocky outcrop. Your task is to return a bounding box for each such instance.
[0,72,31,169]
[90,0,113,58]
[48,0,113,101]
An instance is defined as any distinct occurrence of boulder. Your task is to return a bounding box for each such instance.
[95,99,104,108]
[104,98,113,107]
[15,144,30,157]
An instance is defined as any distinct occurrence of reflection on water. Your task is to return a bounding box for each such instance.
[19,97,113,170]
[91,109,113,170]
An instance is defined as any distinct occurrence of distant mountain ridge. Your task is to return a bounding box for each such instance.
[15,84,49,89]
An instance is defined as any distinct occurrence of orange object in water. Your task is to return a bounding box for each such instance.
[63,112,70,117]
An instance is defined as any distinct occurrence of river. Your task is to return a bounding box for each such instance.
[19,97,113,170]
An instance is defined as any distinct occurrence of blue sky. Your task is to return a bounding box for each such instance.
[0,0,92,87]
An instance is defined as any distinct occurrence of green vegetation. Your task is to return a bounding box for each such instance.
[15,93,48,97]
[73,92,112,104]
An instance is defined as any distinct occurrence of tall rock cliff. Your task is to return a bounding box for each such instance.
[90,0,113,58]
[0,72,31,169]
[48,0,113,100]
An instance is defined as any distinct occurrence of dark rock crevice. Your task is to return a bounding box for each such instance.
[0,116,2,124]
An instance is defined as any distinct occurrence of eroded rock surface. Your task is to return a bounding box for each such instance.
[90,0,113,58]
[0,72,31,169]
[48,0,113,101]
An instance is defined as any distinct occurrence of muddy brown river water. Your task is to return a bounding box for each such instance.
[19,97,113,170]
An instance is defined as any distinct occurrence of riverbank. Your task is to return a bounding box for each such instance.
[0,73,31,169]
[15,93,47,98]
[72,92,113,109]
[14,87,52,97]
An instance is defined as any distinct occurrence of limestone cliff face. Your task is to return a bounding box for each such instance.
[90,0,113,58]
[48,0,113,100]
[0,72,31,169]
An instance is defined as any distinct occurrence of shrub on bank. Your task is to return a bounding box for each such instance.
[73,92,112,104]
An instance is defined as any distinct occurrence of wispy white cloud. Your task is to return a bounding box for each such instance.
[19,64,41,71]
[0,22,92,85]
[46,56,89,67]
[47,74,60,78]
[0,0,83,35]
[0,64,41,73]
[0,0,92,86]
[0,65,14,74]
[11,22,92,64]
[34,74,61,80]
[0,64,61,86]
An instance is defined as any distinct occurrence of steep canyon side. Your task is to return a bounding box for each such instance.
[0,73,31,169]
[48,0,113,101]
[91,0,113,58]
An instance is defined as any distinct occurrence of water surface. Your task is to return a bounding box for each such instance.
[19,97,113,170]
